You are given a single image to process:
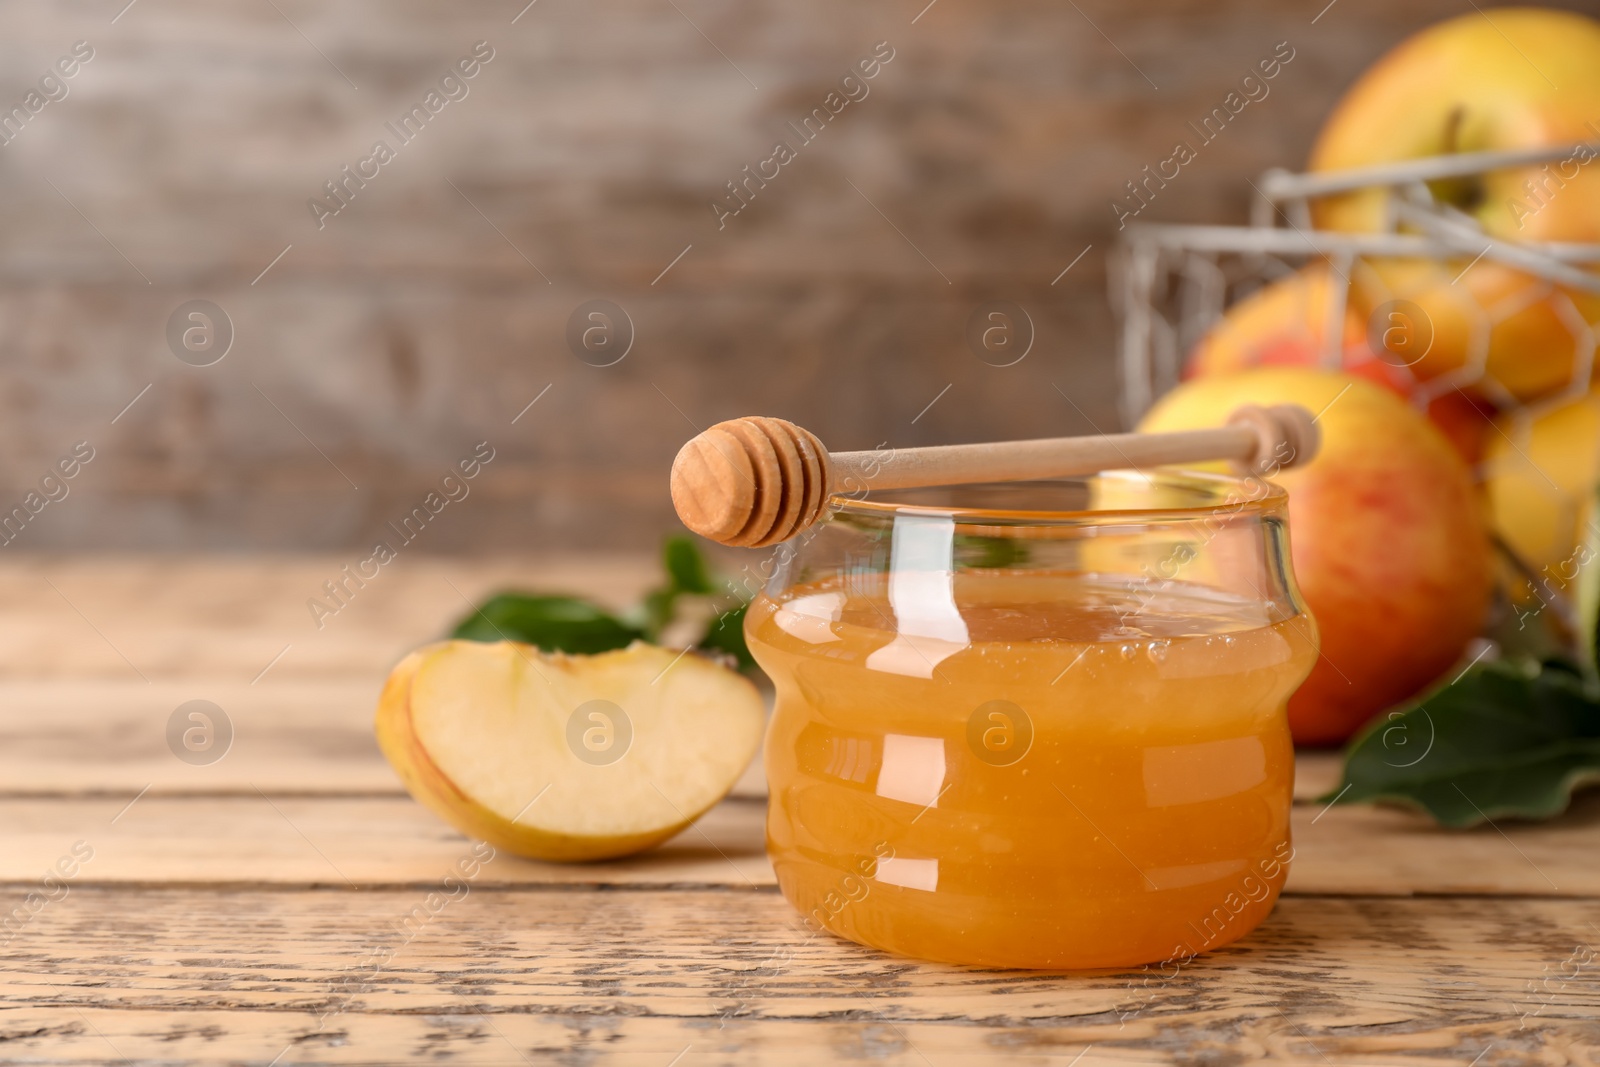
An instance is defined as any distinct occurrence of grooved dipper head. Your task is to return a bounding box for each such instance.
[670,417,834,547]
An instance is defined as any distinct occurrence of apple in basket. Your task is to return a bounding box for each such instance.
[1184,265,1498,463]
[1484,385,1600,609]
[1309,7,1600,405]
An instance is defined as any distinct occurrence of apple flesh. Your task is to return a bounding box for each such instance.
[1140,368,1492,746]
[376,640,765,861]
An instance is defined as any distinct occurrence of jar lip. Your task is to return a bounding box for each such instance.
[826,468,1288,525]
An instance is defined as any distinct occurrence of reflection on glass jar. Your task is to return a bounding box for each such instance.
[747,471,1317,969]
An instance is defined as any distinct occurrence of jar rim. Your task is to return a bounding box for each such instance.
[826,468,1288,526]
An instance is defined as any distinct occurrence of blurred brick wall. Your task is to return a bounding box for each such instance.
[0,0,1585,552]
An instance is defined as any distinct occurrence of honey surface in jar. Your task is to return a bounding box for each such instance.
[748,570,1317,969]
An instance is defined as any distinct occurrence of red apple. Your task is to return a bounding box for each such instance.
[1140,368,1493,745]
[1186,266,1497,463]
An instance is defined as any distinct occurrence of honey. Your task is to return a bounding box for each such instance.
[749,565,1317,970]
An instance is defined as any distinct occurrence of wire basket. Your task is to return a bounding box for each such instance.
[1111,147,1600,643]
[1112,144,1600,428]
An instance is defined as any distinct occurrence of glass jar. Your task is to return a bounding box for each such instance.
[745,470,1317,969]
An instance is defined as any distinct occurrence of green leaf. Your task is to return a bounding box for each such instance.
[638,588,676,641]
[1324,659,1600,827]
[638,536,720,640]
[698,601,755,672]
[449,535,762,675]
[662,535,715,595]
[451,593,645,655]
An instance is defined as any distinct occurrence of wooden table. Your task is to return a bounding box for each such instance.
[3,557,1596,1065]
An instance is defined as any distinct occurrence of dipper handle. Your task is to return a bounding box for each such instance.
[670,404,1317,548]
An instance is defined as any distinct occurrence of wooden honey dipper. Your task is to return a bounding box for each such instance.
[670,404,1318,548]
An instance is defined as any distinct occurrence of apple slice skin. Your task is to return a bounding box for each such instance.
[375,640,761,863]
[377,644,675,860]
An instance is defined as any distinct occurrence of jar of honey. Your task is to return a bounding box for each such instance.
[745,470,1317,969]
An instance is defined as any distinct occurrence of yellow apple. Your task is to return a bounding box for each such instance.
[1343,255,1600,405]
[1309,7,1600,403]
[1485,386,1600,600]
[1140,368,1492,746]
[376,640,765,861]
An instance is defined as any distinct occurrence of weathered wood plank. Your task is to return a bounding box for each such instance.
[9,286,1126,554]
[5,0,1594,551]
[1,891,1595,1063]
[1292,750,1339,800]
[1,792,1593,897]
[7,1007,1575,1067]
[0,677,771,801]
[0,0,1340,280]
[0,556,660,681]
[0,680,401,794]
[0,795,774,890]
[0,555,1338,802]
[0,674,1334,802]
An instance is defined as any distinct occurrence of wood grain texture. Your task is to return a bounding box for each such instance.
[0,554,1342,804]
[3,557,1599,1064]
[0,677,774,801]
[0,673,1337,800]
[0,555,660,681]
[2,792,1594,898]
[2,891,1597,1064]
[2,0,1595,551]
[1,1005,1588,1067]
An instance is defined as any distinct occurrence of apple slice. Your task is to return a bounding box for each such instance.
[376,640,765,862]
